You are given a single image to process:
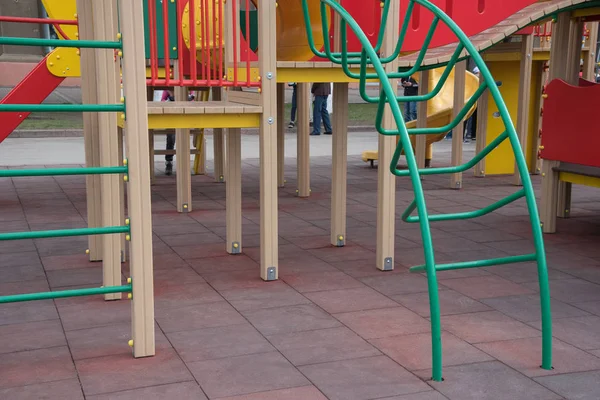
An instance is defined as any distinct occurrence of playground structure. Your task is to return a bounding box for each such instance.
[360,66,481,167]
[1,0,600,383]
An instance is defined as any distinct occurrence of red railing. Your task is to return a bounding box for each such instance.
[145,0,259,88]
[0,15,76,41]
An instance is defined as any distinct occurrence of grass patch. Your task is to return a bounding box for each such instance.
[17,112,83,130]
[15,103,378,130]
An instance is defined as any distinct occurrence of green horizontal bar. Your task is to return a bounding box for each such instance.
[403,189,526,223]
[0,284,132,304]
[409,253,538,273]
[0,104,125,113]
[0,166,127,178]
[0,226,130,241]
[0,37,122,49]
[392,130,510,177]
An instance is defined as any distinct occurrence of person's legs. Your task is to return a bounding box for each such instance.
[321,95,332,134]
[165,132,175,175]
[289,86,297,128]
[408,101,417,122]
[312,95,324,135]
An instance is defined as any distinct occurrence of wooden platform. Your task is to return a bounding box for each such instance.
[119,100,262,129]
[398,0,600,68]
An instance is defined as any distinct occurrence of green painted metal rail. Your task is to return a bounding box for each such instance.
[0,104,125,113]
[0,226,130,241]
[0,36,122,49]
[302,0,553,382]
[0,166,127,178]
[0,284,132,304]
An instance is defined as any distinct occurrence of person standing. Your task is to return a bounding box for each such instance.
[288,82,297,128]
[401,76,419,122]
[311,82,332,136]
[161,90,176,175]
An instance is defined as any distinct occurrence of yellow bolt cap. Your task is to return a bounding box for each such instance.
[233,243,239,248]
[127,277,132,284]
[123,175,129,182]
[127,293,132,299]
[85,249,90,254]
[128,340,134,347]
[126,234,131,241]
[117,33,122,39]
[125,218,130,225]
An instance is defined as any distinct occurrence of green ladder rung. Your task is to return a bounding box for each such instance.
[0,37,122,49]
[0,166,127,178]
[0,284,132,304]
[391,131,509,178]
[0,226,130,241]
[409,253,538,273]
[402,189,525,223]
[0,104,125,113]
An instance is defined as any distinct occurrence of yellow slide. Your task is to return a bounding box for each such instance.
[362,67,480,166]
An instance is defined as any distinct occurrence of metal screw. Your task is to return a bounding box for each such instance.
[266,72,273,79]
[268,117,274,124]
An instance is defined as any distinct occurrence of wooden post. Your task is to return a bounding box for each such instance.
[174,79,192,213]
[450,61,466,189]
[296,82,311,198]
[416,70,429,169]
[258,0,278,281]
[93,0,122,300]
[76,0,102,262]
[474,79,488,177]
[226,128,242,254]
[557,16,583,219]
[212,87,225,182]
[118,0,155,357]
[118,127,127,262]
[540,12,576,233]
[277,82,286,187]
[331,83,348,247]
[146,87,156,185]
[513,34,534,186]
[376,0,400,272]
[530,62,544,175]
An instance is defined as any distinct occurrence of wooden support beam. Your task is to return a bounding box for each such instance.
[513,34,534,186]
[296,82,311,198]
[557,16,583,219]
[450,61,466,189]
[118,127,127,262]
[174,79,192,213]
[226,128,242,254]
[541,160,560,233]
[146,87,156,185]
[93,0,122,301]
[76,0,102,262]
[118,0,155,357]
[416,70,429,169]
[277,82,286,187]
[530,62,545,175]
[258,0,278,281]
[474,79,489,177]
[212,87,225,182]
[376,0,400,272]
[331,83,348,247]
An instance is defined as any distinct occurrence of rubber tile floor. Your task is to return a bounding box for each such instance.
[1,154,600,399]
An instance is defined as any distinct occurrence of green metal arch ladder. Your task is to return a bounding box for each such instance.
[301,0,553,381]
[0,28,132,300]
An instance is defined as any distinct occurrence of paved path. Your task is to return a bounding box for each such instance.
[0,131,467,167]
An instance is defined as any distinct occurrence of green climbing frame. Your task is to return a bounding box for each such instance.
[0,34,132,304]
[301,0,552,382]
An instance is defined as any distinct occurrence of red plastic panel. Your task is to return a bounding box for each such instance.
[540,79,600,168]
[336,0,538,53]
[0,56,64,144]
